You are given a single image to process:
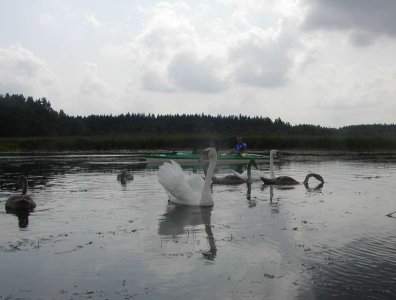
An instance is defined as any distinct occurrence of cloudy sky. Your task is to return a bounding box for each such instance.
[1,0,396,127]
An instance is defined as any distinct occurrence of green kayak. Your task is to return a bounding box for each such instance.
[144,151,274,165]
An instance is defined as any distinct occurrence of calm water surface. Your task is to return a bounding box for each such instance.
[0,152,395,299]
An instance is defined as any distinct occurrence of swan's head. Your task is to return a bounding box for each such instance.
[17,175,28,194]
[270,149,279,157]
[17,175,28,186]
[207,147,217,160]
[249,159,258,170]
[203,146,217,160]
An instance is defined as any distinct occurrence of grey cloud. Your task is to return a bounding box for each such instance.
[1,45,46,77]
[349,31,376,47]
[79,63,112,96]
[105,3,299,93]
[141,71,175,93]
[303,0,396,42]
[168,51,227,93]
[229,28,294,88]
[0,44,57,95]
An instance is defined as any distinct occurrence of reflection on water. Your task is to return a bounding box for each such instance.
[301,235,396,299]
[0,152,396,299]
[158,204,217,260]
[246,183,256,208]
[5,209,30,228]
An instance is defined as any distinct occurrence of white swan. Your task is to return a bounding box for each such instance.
[157,147,217,206]
[213,159,258,185]
[5,175,36,211]
[261,150,324,185]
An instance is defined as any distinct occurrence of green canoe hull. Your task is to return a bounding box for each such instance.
[144,152,274,165]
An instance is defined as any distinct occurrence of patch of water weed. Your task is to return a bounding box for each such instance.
[0,233,74,253]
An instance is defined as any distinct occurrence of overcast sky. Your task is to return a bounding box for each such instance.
[1,0,396,127]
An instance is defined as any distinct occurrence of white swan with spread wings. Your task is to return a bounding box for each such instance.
[157,147,217,206]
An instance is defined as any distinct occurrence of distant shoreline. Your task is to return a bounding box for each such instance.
[1,134,396,152]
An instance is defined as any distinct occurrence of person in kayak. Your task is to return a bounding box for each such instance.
[230,136,247,154]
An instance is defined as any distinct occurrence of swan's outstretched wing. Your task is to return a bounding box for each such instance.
[157,161,203,205]
[186,173,205,192]
[158,161,187,196]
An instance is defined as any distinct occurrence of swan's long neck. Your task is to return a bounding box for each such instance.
[247,161,253,184]
[19,176,28,195]
[303,173,324,184]
[200,154,216,205]
[270,152,275,179]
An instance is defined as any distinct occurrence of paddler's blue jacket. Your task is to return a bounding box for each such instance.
[234,142,247,152]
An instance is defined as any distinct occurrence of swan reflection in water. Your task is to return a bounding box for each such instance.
[245,182,277,209]
[158,204,217,260]
[258,179,324,214]
[5,208,31,228]
[246,183,256,208]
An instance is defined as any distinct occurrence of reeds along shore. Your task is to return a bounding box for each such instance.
[0,134,395,152]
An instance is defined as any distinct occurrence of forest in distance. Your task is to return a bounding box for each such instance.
[1,93,396,152]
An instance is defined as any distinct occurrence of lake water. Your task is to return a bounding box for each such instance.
[0,152,395,299]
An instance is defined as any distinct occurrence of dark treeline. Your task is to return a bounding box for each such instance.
[0,93,333,136]
[1,93,396,151]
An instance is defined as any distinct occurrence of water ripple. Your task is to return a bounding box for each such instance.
[1,153,396,299]
[301,234,396,299]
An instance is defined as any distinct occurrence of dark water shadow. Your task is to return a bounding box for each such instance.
[300,235,396,299]
[385,211,396,218]
[0,154,146,194]
[158,204,217,260]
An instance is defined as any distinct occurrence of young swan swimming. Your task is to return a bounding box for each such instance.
[5,175,36,211]
[261,172,324,185]
[261,150,324,185]
[212,159,258,185]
